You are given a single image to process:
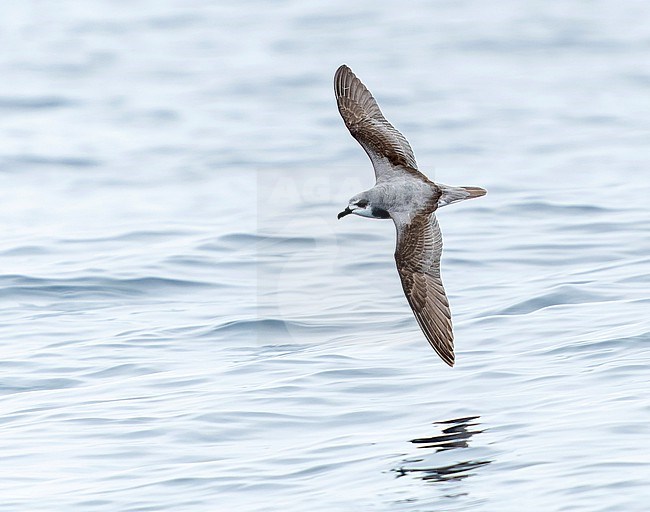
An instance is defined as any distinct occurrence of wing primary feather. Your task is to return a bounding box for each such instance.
[334,65,420,179]
[395,213,455,366]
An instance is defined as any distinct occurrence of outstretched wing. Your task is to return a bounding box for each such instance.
[394,212,454,366]
[334,64,419,181]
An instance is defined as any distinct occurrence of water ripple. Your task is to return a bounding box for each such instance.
[0,96,77,110]
[0,275,215,300]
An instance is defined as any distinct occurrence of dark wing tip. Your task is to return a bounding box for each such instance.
[334,64,352,80]
[406,281,456,367]
[444,352,455,367]
[333,65,373,103]
[334,65,348,89]
[434,340,455,367]
[334,64,359,100]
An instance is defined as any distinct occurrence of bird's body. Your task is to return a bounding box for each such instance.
[334,65,486,367]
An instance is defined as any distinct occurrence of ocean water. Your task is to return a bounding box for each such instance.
[1,1,649,510]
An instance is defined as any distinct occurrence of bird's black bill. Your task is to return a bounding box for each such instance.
[338,207,352,219]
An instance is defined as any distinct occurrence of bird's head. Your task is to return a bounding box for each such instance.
[338,195,372,219]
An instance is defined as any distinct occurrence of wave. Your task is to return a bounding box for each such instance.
[0,275,215,300]
[0,96,77,111]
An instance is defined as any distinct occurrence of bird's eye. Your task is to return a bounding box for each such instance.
[355,199,368,208]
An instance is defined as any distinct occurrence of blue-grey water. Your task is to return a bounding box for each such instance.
[1,1,649,511]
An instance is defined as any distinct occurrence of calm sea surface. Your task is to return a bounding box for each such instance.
[1,1,649,511]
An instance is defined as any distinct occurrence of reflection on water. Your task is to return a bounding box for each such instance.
[395,416,491,483]
[412,416,484,452]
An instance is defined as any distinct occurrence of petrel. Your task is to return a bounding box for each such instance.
[335,65,486,366]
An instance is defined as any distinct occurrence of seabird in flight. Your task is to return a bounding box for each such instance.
[335,64,486,366]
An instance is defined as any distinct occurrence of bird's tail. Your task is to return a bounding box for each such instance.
[437,184,487,208]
